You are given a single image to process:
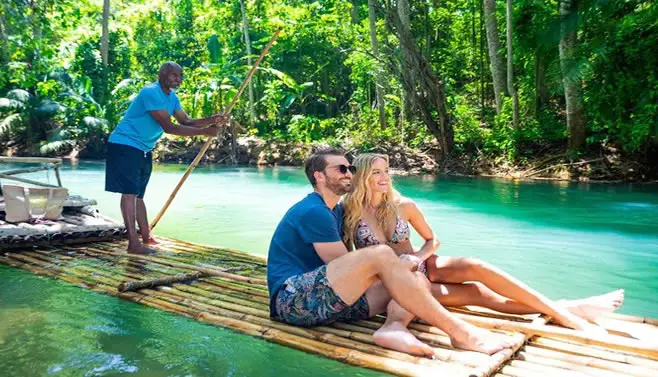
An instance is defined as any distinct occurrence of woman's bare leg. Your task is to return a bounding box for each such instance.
[427,256,622,334]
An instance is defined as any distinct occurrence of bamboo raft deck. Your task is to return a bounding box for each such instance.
[1,237,657,377]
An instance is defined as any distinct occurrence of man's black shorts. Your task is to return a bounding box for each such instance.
[105,142,153,199]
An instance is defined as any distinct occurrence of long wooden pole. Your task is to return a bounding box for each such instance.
[150,29,281,229]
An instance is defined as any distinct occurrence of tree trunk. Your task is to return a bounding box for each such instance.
[506,0,518,129]
[397,0,412,137]
[483,0,507,114]
[479,0,485,119]
[384,4,454,156]
[350,0,360,24]
[559,0,586,151]
[0,10,8,62]
[240,0,256,126]
[534,49,550,113]
[101,0,110,67]
[367,0,387,129]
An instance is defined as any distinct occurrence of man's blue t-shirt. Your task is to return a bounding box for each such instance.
[267,192,343,317]
[109,82,182,152]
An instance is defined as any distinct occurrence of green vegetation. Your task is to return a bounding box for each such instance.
[1,0,656,168]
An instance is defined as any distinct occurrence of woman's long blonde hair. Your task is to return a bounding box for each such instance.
[343,154,400,250]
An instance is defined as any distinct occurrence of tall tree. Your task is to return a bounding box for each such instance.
[506,0,518,129]
[559,0,586,151]
[384,2,454,155]
[0,7,8,62]
[367,0,387,129]
[397,0,412,136]
[483,0,507,114]
[239,0,256,126]
[101,0,110,67]
[350,0,360,24]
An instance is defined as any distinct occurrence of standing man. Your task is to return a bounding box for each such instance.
[105,62,227,254]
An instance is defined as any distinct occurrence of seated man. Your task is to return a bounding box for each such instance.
[266,148,514,356]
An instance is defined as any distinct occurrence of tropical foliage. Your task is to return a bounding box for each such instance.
[0,0,655,161]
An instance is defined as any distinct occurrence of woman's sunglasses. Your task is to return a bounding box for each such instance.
[331,164,357,174]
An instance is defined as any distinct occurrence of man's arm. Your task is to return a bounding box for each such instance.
[173,109,228,128]
[313,241,349,264]
[150,110,218,137]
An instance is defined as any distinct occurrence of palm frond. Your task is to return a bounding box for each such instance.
[0,113,23,134]
[0,98,26,111]
[81,116,108,130]
[111,79,134,95]
[39,140,75,154]
[6,89,31,103]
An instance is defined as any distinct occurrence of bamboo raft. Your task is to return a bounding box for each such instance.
[1,237,657,376]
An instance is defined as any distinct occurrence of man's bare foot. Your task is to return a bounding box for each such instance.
[561,289,625,322]
[373,322,435,358]
[127,243,157,255]
[143,235,161,245]
[450,325,515,355]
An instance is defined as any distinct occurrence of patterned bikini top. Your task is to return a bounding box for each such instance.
[354,216,410,249]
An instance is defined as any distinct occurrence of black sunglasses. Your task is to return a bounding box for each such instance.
[330,164,357,174]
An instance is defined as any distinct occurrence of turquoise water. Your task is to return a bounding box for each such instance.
[1,160,657,376]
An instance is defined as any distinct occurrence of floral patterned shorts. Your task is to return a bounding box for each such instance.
[274,265,370,327]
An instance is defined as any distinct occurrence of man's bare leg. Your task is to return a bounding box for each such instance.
[121,194,155,254]
[136,198,159,245]
[428,256,622,334]
[367,277,434,357]
[326,245,514,355]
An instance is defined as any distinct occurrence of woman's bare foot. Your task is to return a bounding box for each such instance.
[549,307,610,337]
[561,289,625,322]
[450,325,515,355]
[373,322,435,357]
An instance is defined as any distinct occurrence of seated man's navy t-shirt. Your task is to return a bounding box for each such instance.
[267,192,343,317]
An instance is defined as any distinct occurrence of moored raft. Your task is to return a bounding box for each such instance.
[1,237,657,377]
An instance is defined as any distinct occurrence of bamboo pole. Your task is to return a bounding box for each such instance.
[449,312,658,360]
[497,364,553,377]
[0,173,60,188]
[150,29,282,230]
[469,316,549,377]
[506,359,592,377]
[75,245,267,286]
[520,344,657,377]
[601,312,658,326]
[156,236,267,263]
[529,337,658,369]
[0,156,62,164]
[0,164,54,176]
[54,164,62,187]
[118,271,210,292]
[516,350,640,377]
[92,241,266,272]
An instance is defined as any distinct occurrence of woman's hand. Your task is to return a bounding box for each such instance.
[386,239,414,256]
[399,253,422,272]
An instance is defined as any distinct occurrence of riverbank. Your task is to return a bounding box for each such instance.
[4,135,656,183]
[151,136,658,183]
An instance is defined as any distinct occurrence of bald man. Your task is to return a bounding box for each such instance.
[106,61,227,254]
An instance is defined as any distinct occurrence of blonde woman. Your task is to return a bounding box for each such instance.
[342,153,624,341]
